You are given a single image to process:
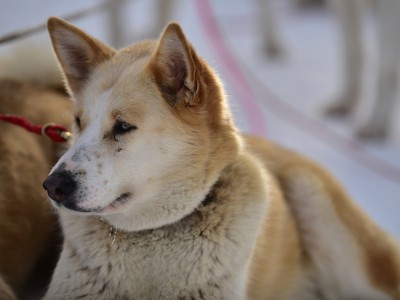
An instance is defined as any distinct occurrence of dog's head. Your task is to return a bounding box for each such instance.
[43,18,241,231]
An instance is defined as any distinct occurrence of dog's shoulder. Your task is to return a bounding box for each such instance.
[187,150,270,242]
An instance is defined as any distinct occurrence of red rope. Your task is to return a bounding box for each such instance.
[0,114,71,143]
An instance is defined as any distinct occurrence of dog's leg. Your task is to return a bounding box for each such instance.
[153,0,176,38]
[280,165,400,299]
[257,0,285,58]
[325,0,363,117]
[357,0,400,139]
[107,0,128,48]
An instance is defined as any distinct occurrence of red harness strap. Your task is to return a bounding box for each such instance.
[0,114,71,143]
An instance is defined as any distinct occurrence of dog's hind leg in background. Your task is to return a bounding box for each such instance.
[325,0,363,117]
[326,0,400,139]
[357,0,400,138]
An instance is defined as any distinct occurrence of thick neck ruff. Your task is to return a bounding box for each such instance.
[99,186,217,244]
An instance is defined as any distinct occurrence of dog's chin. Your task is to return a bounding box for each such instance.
[49,192,133,215]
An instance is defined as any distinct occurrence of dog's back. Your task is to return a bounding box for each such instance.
[246,135,400,299]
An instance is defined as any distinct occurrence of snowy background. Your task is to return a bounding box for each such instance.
[1,0,399,237]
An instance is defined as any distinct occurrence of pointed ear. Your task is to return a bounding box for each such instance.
[47,17,116,95]
[150,23,200,107]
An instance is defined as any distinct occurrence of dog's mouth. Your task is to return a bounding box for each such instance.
[60,201,103,213]
[108,192,132,209]
[51,192,133,214]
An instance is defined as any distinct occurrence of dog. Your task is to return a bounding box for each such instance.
[42,17,400,299]
[326,0,400,139]
[0,71,72,298]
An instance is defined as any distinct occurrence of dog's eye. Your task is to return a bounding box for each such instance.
[113,120,137,136]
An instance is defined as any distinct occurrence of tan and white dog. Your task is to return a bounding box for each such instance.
[43,17,400,299]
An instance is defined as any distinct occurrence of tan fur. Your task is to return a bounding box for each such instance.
[246,176,310,299]
[43,18,400,299]
[0,79,72,298]
[246,135,400,298]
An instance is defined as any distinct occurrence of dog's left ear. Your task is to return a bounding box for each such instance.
[47,17,116,96]
[150,23,200,107]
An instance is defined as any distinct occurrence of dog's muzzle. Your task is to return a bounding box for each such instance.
[43,170,77,205]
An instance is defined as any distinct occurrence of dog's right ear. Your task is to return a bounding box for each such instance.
[47,17,115,95]
[150,23,201,108]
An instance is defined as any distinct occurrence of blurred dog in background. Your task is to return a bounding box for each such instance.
[0,43,72,299]
[326,0,400,139]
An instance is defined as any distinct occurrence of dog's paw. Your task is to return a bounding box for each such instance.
[265,43,285,60]
[356,124,388,141]
[323,99,354,118]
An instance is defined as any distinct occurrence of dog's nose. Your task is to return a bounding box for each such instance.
[43,171,77,204]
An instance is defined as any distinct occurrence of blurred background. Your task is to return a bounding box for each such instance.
[0,0,399,237]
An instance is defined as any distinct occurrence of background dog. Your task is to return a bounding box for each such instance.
[0,45,72,299]
[326,0,400,139]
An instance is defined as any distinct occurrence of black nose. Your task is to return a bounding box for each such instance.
[43,171,77,204]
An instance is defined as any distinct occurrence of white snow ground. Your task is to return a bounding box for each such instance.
[1,0,399,238]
